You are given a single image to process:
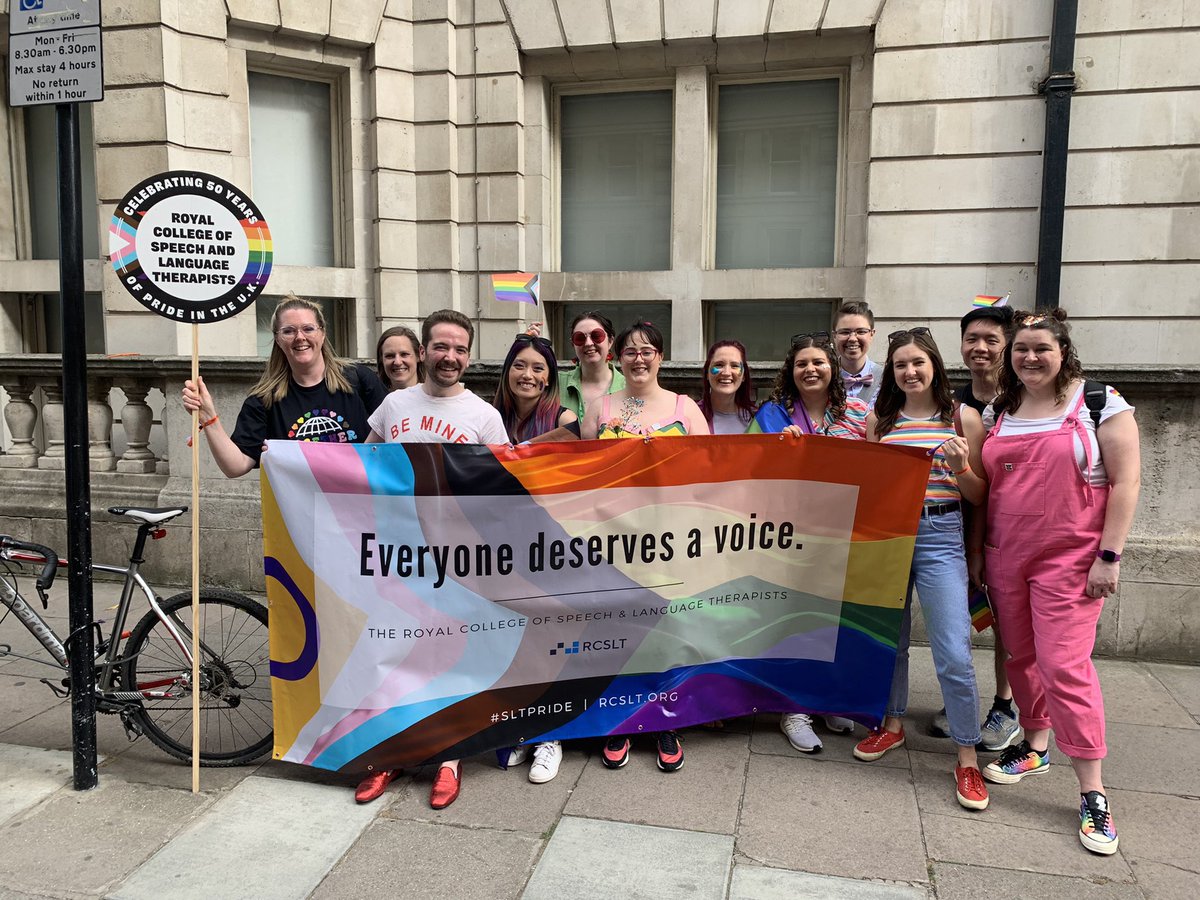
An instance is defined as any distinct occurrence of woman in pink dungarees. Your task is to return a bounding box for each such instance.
[979,309,1140,857]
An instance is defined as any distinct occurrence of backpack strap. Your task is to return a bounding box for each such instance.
[1083,380,1107,429]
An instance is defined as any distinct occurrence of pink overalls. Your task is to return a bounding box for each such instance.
[982,391,1109,759]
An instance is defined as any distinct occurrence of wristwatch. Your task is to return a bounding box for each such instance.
[1096,549,1122,563]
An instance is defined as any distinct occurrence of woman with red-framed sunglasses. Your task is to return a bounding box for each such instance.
[560,311,625,420]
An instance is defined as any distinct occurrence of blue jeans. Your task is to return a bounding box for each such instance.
[886,510,981,747]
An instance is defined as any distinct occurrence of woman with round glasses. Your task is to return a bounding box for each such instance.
[854,327,991,813]
[699,340,756,434]
[375,325,424,391]
[580,321,708,773]
[561,311,625,420]
[182,294,387,477]
[746,331,864,752]
[979,309,1139,856]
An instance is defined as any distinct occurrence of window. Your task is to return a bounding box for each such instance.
[24,104,104,353]
[255,296,342,358]
[555,302,673,361]
[715,79,840,269]
[248,72,337,267]
[707,300,832,363]
[559,90,672,272]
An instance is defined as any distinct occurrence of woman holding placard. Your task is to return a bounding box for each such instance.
[181,295,387,475]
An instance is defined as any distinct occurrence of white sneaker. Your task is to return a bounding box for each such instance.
[528,741,562,783]
[823,715,855,734]
[781,713,822,753]
[506,745,529,768]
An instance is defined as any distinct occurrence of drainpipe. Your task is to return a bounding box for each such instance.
[1034,0,1079,310]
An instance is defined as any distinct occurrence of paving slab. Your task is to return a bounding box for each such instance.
[97,738,256,793]
[0,744,73,826]
[0,687,134,756]
[311,818,543,900]
[0,778,210,897]
[110,776,377,900]
[931,862,1144,900]
[730,864,929,899]
[564,729,748,834]
[1148,663,1200,716]
[1103,722,1200,795]
[738,753,929,884]
[922,813,1136,882]
[1097,659,1199,729]
[521,816,732,900]
[382,749,585,833]
[254,758,361,788]
[1126,857,1198,900]
[909,749,1077,834]
[1107,789,1200,874]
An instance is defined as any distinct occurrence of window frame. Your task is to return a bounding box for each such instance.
[551,78,677,274]
[244,60,348,269]
[707,69,848,271]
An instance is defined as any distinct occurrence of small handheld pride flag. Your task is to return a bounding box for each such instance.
[492,272,539,305]
[973,293,1010,308]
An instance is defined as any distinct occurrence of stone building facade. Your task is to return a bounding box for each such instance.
[1,1,1197,658]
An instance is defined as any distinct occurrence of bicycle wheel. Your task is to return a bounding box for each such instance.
[122,588,272,766]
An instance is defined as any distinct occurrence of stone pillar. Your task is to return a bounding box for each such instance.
[0,381,39,468]
[36,379,65,470]
[87,379,117,472]
[116,380,157,473]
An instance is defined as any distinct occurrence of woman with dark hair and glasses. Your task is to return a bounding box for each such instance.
[491,334,576,784]
[561,310,625,420]
[745,332,863,752]
[854,328,991,813]
[979,309,1139,856]
[699,340,756,434]
[493,334,578,442]
[375,325,425,391]
[579,321,708,773]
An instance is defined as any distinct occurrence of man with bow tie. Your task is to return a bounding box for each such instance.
[834,301,883,408]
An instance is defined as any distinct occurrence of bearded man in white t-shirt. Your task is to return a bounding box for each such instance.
[356,308,507,808]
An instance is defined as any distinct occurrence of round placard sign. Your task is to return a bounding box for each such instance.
[108,171,272,323]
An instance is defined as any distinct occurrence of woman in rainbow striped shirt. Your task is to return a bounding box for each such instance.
[852,328,992,813]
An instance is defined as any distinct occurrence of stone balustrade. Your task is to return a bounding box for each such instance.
[1,354,1198,661]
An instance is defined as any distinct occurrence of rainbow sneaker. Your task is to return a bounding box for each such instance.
[1079,791,1119,855]
[983,739,1049,784]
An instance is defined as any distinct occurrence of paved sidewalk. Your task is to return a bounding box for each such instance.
[1,583,1197,899]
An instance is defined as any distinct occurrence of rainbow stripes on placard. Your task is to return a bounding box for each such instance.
[491,272,539,305]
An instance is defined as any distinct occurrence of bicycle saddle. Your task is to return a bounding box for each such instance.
[107,506,188,525]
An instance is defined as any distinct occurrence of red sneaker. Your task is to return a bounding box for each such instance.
[853,727,906,761]
[354,768,398,803]
[430,763,461,809]
[955,765,990,810]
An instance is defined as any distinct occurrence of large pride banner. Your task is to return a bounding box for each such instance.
[261,435,930,773]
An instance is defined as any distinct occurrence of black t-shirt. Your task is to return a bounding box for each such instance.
[954,382,987,415]
[230,363,387,464]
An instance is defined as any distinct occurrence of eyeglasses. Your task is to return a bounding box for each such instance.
[276,324,322,338]
[887,327,931,343]
[710,363,744,375]
[620,348,658,362]
[835,328,874,338]
[571,328,608,347]
[791,331,831,345]
[514,333,553,351]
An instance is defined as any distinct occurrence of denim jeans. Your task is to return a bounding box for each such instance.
[886,510,981,746]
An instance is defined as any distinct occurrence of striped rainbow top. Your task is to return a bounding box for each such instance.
[879,414,959,505]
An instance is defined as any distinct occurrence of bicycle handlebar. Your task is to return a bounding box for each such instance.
[0,536,60,593]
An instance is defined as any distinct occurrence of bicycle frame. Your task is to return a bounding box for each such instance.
[0,544,193,699]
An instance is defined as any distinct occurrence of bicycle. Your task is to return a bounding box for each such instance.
[0,506,272,766]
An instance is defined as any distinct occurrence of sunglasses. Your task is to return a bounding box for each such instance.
[514,333,553,351]
[571,328,608,347]
[887,327,932,343]
[791,331,831,345]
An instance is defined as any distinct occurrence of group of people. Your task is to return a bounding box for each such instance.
[181,294,1139,857]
